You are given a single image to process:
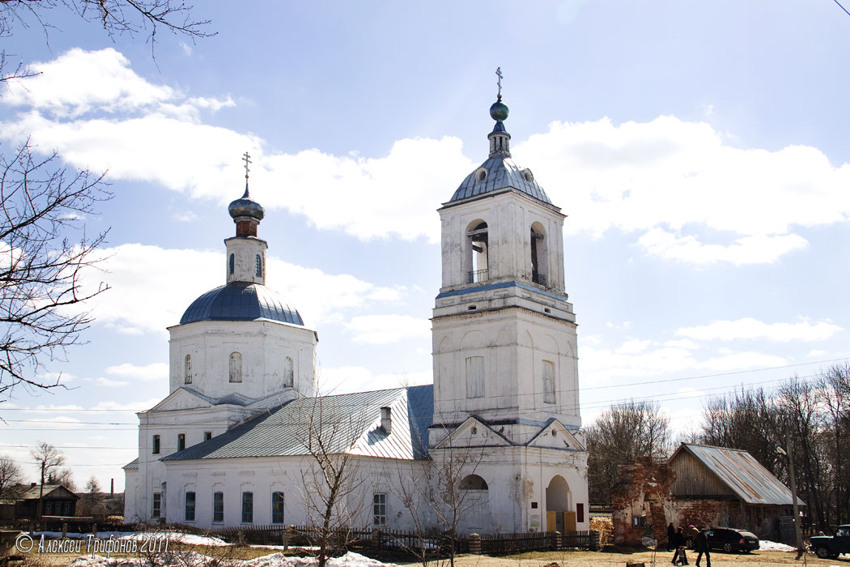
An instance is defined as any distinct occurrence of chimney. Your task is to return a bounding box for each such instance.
[110,478,114,496]
[380,407,392,434]
[31,482,36,488]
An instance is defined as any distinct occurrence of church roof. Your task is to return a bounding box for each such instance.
[180,281,303,326]
[449,154,552,205]
[162,385,434,462]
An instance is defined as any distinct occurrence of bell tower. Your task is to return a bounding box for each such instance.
[431,89,580,443]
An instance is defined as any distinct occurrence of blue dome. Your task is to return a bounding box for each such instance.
[180,282,303,326]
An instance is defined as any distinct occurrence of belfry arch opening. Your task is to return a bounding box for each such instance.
[530,222,548,287]
[466,221,489,284]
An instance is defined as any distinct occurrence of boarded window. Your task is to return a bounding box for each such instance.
[284,357,294,388]
[229,352,243,383]
[466,356,484,399]
[184,354,192,384]
[543,360,555,404]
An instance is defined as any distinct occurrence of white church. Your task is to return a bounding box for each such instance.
[124,91,589,535]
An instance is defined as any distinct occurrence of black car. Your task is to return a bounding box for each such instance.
[809,524,850,559]
[704,527,760,553]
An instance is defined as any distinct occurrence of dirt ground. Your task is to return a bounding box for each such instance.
[12,548,850,567]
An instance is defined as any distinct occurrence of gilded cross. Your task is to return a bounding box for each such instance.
[496,67,503,97]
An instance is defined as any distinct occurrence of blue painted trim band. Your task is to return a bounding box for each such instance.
[436,280,568,303]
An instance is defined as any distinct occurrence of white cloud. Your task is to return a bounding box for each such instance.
[4,50,850,262]
[677,318,842,343]
[78,243,406,336]
[637,228,808,265]
[346,314,430,345]
[317,365,431,395]
[105,362,169,381]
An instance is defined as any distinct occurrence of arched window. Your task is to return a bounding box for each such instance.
[184,354,192,384]
[229,253,235,275]
[284,357,294,388]
[229,352,243,383]
[255,254,263,277]
[530,222,548,286]
[460,474,489,490]
[466,221,488,284]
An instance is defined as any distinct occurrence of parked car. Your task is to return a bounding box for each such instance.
[809,524,850,559]
[704,527,760,553]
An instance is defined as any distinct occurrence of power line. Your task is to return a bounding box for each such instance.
[833,0,850,18]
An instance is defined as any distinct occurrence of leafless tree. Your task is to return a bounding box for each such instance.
[0,144,110,406]
[0,454,23,497]
[298,396,368,567]
[78,475,106,517]
[586,400,672,506]
[817,364,850,524]
[0,1,212,408]
[397,426,487,567]
[31,441,65,522]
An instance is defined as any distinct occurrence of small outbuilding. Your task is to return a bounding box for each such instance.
[0,484,79,521]
[612,443,804,546]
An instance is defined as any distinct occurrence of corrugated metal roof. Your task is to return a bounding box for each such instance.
[180,282,303,326]
[676,443,804,506]
[163,385,433,462]
[123,458,139,470]
[449,154,552,205]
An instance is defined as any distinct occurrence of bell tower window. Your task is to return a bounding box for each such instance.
[255,254,263,277]
[229,253,235,275]
[229,352,243,383]
[543,360,555,404]
[466,356,485,399]
[531,222,548,287]
[184,354,192,384]
[466,221,489,284]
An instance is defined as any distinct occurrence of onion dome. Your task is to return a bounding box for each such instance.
[449,95,552,205]
[180,282,303,326]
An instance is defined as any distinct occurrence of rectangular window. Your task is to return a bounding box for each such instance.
[242,491,253,523]
[185,491,196,522]
[152,435,160,454]
[373,493,387,526]
[152,492,161,518]
[272,492,285,524]
[543,360,556,404]
[465,356,484,399]
[178,433,186,451]
[213,492,224,523]
[576,502,585,523]
[204,431,212,441]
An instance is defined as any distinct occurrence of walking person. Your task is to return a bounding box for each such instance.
[667,522,675,551]
[693,526,711,567]
[671,527,688,565]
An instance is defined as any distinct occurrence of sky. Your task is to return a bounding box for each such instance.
[1,0,849,494]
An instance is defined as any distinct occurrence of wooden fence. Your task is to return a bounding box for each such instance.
[210,524,600,555]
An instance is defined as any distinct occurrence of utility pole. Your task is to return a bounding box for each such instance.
[784,433,804,560]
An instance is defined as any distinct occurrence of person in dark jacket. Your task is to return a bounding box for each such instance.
[671,527,688,565]
[667,523,676,551]
[693,527,711,567]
